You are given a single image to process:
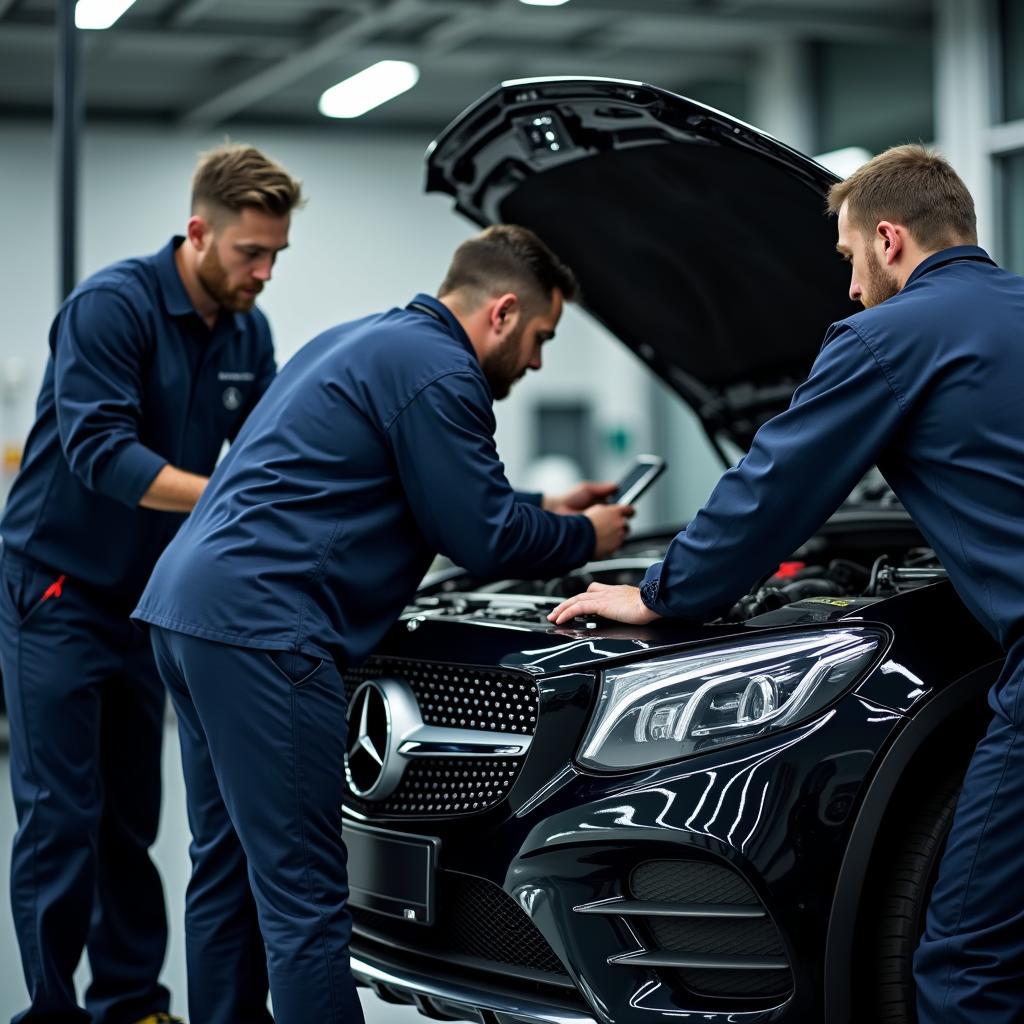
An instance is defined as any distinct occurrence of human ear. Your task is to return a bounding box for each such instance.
[491,293,519,333]
[877,221,902,264]
[187,215,212,252]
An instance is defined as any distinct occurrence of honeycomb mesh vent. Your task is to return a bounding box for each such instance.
[630,860,793,1002]
[631,860,760,905]
[648,917,786,957]
[350,871,565,978]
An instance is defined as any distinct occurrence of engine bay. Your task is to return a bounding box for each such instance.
[415,511,949,628]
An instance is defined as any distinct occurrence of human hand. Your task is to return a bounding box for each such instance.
[583,503,634,558]
[543,480,618,515]
[547,582,661,626]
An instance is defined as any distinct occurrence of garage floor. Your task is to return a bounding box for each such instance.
[0,718,423,1024]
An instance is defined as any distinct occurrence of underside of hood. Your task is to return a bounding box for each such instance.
[425,77,861,448]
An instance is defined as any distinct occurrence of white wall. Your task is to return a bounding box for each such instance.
[0,121,696,525]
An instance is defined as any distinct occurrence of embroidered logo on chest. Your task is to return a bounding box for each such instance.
[222,386,243,411]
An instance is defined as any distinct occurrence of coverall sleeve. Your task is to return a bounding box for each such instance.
[388,371,595,578]
[53,289,168,508]
[640,324,906,619]
[514,490,543,506]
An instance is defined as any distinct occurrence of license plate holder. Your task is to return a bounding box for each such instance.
[345,822,439,926]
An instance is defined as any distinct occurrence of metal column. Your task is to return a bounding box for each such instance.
[55,0,82,302]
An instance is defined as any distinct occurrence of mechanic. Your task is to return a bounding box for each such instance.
[548,145,1024,1023]
[131,224,633,1024]
[0,143,302,1024]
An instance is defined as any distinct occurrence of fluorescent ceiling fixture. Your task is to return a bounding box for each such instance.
[519,0,572,5]
[74,0,137,30]
[319,61,420,119]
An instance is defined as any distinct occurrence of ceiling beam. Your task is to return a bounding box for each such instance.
[418,13,484,55]
[169,0,223,27]
[178,1,414,128]
[612,9,930,41]
[0,18,303,51]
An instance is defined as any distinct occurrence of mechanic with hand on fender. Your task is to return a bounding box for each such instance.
[550,145,1024,1024]
[131,225,633,1024]
[0,143,302,1024]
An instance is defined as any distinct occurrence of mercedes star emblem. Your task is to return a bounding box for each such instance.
[346,681,394,798]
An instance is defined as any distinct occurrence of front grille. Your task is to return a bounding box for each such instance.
[342,659,539,818]
[631,860,794,1001]
[344,659,539,734]
[350,871,567,981]
[345,757,522,816]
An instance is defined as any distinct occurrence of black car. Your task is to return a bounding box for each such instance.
[341,79,1002,1024]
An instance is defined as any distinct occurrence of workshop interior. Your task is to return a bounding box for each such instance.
[1,2,1022,1024]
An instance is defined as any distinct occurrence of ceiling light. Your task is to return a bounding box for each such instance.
[74,0,137,30]
[318,61,420,119]
[519,0,572,5]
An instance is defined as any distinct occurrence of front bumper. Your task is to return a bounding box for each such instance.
[353,952,596,1024]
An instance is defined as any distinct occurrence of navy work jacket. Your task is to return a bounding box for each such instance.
[134,295,595,666]
[640,246,1024,650]
[1,237,275,608]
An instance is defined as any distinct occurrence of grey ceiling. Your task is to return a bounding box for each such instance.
[0,0,932,135]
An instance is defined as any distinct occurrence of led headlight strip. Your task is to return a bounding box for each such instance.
[577,629,884,771]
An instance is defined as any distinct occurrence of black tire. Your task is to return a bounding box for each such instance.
[866,767,963,1023]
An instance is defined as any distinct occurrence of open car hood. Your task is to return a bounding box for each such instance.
[425,77,860,449]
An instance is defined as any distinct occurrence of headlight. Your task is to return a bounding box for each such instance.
[577,629,883,771]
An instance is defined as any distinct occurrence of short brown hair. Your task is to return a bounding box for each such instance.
[438,224,578,312]
[827,144,976,250]
[191,142,304,223]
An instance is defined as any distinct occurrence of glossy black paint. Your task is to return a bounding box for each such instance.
[346,568,1000,1023]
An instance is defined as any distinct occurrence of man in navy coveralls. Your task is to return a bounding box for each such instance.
[0,143,302,1024]
[549,146,1024,1022]
[133,225,634,1024]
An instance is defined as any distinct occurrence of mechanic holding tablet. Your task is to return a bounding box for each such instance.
[550,146,1024,1024]
[131,225,634,1024]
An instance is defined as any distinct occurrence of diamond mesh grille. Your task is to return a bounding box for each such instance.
[350,871,565,978]
[344,660,538,734]
[342,660,538,817]
[344,757,522,816]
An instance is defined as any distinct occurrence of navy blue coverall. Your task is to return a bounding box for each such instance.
[635,247,1024,1022]
[0,237,275,1024]
[133,294,595,1024]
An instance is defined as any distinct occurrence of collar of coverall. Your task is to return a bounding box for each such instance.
[905,245,996,288]
[159,236,247,333]
[406,293,475,358]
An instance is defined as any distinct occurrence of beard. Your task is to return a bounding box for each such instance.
[861,248,900,308]
[481,323,526,400]
[197,242,260,313]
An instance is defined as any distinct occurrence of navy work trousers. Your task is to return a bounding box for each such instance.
[149,625,365,1024]
[915,644,1024,1021]
[0,551,170,1024]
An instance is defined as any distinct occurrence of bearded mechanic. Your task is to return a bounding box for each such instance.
[0,143,302,1024]
[549,145,1024,1023]
[131,225,633,1024]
